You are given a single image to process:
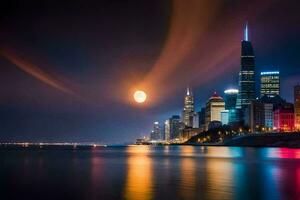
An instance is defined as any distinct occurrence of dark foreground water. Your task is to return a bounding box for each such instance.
[1,145,300,200]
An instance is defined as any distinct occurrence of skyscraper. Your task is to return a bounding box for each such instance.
[165,115,181,141]
[224,89,239,124]
[249,100,273,132]
[205,92,225,130]
[260,71,280,97]
[182,87,195,127]
[192,113,199,128]
[294,84,300,130]
[236,23,256,109]
[150,121,161,140]
[164,119,171,141]
[224,89,238,109]
[198,107,206,129]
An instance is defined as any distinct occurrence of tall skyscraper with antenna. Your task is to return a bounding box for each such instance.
[236,23,256,110]
[182,87,195,127]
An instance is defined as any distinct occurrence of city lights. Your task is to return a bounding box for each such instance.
[143,23,299,146]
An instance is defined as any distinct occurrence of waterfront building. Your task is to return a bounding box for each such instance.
[180,127,202,142]
[260,71,280,97]
[294,84,300,130]
[224,89,238,109]
[164,119,171,141]
[192,113,199,128]
[236,23,256,109]
[260,95,286,110]
[228,109,239,124]
[150,121,161,140]
[182,87,195,127]
[165,115,181,140]
[198,107,206,129]
[221,110,229,125]
[274,103,294,132]
[136,138,148,145]
[248,100,273,132]
[205,92,225,130]
[224,88,239,124]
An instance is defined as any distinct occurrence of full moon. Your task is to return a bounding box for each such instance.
[133,90,147,103]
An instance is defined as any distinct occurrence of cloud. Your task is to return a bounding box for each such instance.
[135,0,273,106]
[0,49,77,97]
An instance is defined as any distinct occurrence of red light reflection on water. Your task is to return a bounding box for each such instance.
[266,148,300,159]
[297,168,300,196]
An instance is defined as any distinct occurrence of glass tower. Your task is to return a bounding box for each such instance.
[236,23,256,109]
[182,87,195,127]
[224,89,238,110]
[224,89,239,124]
[150,122,161,140]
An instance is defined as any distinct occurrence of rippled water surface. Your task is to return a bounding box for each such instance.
[1,145,300,200]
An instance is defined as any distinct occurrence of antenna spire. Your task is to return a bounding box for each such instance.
[244,22,249,41]
[186,86,192,96]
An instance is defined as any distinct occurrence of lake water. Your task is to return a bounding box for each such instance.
[1,145,300,200]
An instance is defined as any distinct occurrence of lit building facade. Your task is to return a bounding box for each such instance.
[260,71,280,97]
[274,103,294,132]
[224,89,239,124]
[182,87,195,127]
[249,101,273,132]
[165,115,181,141]
[150,121,161,140]
[224,89,238,109]
[294,84,300,130]
[164,120,171,141]
[228,109,240,125]
[205,92,225,130]
[221,110,229,125]
[236,24,256,109]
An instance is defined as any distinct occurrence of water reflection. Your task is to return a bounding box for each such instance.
[262,164,281,200]
[124,146,153,200]
[273,162,300,199]
[89,150,104,199]
[297,168,300,198]
[179,146,196,199]
[179,145,195,157]
[206,158,234,200]
[264,148,300,159]
[2,146,300,200]
[206,147,243,158]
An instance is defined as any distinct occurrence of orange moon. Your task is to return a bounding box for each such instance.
[133,90,147,103]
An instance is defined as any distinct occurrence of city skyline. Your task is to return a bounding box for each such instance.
[1,0,300,143]
[3,2,300,200]
[145,23,298,142]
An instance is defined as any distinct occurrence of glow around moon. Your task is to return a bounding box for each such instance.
[133,90,147,103]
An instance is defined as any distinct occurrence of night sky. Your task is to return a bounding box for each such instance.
[1,0,300,143]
